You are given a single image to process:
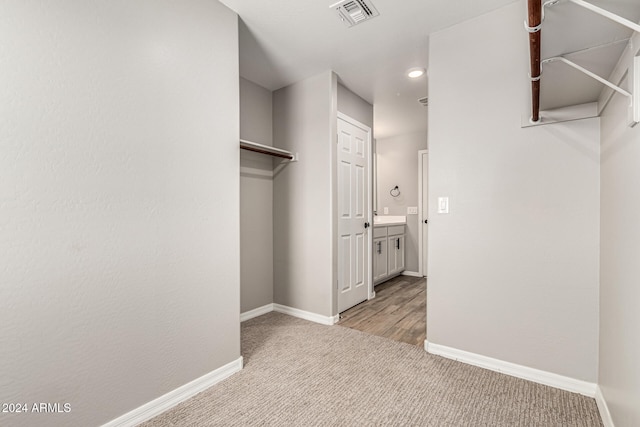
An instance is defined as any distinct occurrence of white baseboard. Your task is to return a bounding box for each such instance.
[240,303,337,325]
[101,357,243,427]
[273,303,337,325]
[402,271,423,278]
[425,341,596,397]
[595,385,615,427]
[240,303,274,322]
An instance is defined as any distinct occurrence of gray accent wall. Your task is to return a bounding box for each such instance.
[0,2,240,426]
[428,3,599,382]
[240,77,274,313]
[376,131,428,273]
[599,74,640,425]
[273,71,336,317]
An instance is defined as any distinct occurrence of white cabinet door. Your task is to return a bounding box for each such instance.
[388,236,398,276]
[388,234,405,276]
[396,235,405,272]
[373,238,388,283]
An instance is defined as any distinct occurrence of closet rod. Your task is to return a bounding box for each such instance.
[240,139,294,160]
[241,144,292,159]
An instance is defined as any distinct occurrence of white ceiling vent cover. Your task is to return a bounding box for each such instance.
[330,0,380,27]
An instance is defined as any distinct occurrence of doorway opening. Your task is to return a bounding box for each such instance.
[338,130,428,347]
[339,274,426,346]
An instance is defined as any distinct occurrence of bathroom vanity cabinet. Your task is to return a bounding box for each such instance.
[373,224,405,285]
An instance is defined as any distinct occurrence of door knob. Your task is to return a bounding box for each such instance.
[424,219,428,224]
[364,222,370,229]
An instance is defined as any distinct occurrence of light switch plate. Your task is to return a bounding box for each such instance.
[438,197,449,214]
[407,206,418,215]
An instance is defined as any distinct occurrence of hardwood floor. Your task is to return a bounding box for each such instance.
[338,275,426,346]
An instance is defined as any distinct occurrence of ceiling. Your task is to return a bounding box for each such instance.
[219,0,640,138]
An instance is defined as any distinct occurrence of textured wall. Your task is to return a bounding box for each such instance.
[376,131,428,273]
[240,77,274,313]
[427,2,599,382]
[0,1,240,426]
[599,73,640,425]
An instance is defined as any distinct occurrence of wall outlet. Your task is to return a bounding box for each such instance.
[383,207,389,214]
[407,206,418,215]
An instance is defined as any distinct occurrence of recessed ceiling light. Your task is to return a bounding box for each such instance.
[407,67,426,79]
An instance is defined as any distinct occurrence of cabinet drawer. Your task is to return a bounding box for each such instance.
[373,227,387,238]
[387,225,405,236]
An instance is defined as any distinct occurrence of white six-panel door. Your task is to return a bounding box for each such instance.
[337,115,371,313]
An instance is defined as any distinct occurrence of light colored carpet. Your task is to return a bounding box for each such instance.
[142,312,602,426]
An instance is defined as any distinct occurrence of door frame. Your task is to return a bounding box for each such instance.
[336,112,374,306]
[418,150,428,277]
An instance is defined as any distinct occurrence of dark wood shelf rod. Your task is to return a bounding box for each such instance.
[526,0,542,124]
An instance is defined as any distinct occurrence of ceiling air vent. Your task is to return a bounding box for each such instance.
[330,0,380,28]
[418,97,428,107]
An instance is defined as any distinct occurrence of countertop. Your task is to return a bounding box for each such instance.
[373,215,407,227]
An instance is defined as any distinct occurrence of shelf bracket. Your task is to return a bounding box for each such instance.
[523,0,560,33]
[542,56,632,99]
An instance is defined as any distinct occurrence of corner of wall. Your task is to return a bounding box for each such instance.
[330,71,339,316]
[272,70,336,318]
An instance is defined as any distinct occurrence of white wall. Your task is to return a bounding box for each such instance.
[599,73,640,425]
[337,83,374,129]
[273,71,337,317]
[0,2,240,426]
[428,2,599,382]
[376,131,428,273]
[240,77,273,313]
